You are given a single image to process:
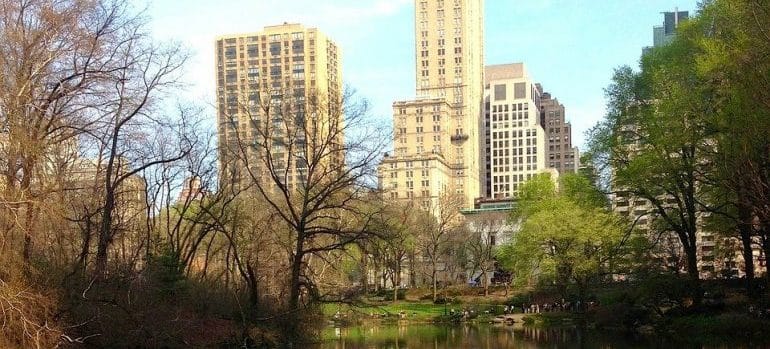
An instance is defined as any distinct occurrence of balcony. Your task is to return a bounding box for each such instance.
[450,134,469,142]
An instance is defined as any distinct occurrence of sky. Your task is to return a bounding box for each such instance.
[144,0,700,150]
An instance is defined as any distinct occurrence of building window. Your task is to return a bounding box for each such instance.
[494,84,506,101]
[514,82,526,99]
[247,45,258,57]
[269,42,281,55]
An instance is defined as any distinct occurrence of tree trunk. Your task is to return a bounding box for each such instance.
[685,243,702,306]
[22,202,36,265]
[95,187,116,278]
[246,261,260,310]
[739,221,756,295]
[737,182,756,295]
[393,260,401,303]
[432,261,437,302]
[360,251,369,294]
[482,266,489,297]
[288,235,305,311]
[73,216,93,275]
[19,168,34,265]
[382,269,388,290]
[408,252,416,288]
[762,232,770,290]
[374,255,383,292]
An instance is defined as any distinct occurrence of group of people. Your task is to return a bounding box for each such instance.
[449,308,477,319]
[520,300,586,314]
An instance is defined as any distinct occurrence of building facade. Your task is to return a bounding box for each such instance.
[379,0,485,210]
[482,63,546,199]
[215,23,342,191]
[643,9,689,55]
[538,88,579,175]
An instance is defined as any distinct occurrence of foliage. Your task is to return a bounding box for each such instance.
[145,248,188,299]
[498,173,626,299]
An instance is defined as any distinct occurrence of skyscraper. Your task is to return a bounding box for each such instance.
[482,63,548,199]
[539,88,579,175]
[215,23,342,191]
[643,9,689,55]
[379,0,484,209]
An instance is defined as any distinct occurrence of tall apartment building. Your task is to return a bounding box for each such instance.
[215,23,342,190]
[378,0,484,210]
[482,63,547,199]
[538,88,579,175]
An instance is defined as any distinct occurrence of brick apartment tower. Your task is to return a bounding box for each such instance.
[538,87,579,175]
[215,23,342,191]
[379,0,484,210]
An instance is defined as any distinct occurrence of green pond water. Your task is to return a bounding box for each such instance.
[313,323,760,349]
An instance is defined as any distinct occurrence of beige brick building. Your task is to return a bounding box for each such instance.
[379,0,485,209]
[215,23,342,191]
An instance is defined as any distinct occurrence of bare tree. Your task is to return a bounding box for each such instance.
[0,0,123,265]
[222,87,387,316]
[464,211,506,297]
[368,200,418,301]
[416,192,465,302]
[90,32,190,277]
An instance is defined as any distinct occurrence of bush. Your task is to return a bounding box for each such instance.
[667,314,770,339]
[0,274,60,349]
[433,296,460,305]
[591,302,650,330]
[507,293,533,307]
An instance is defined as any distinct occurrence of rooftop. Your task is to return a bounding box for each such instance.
[485,63,527,83]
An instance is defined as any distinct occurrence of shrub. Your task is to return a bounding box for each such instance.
[591,302,649,330]
[0,275,60,349]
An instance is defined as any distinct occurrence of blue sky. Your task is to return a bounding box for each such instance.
[145,0,699,149]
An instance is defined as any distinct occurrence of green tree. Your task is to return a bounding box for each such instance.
[694,0,770,292]
[586,27,715,301]
[498,173,625,301]
[587,0,770,300]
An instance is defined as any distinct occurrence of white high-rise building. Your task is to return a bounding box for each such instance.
[482,63,548,199]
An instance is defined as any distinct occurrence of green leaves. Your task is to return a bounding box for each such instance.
[498,174,625,296]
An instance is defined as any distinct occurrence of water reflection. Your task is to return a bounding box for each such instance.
[315,323,751,349]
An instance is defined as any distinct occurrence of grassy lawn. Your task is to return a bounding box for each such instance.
[322,301,510,323]
[323,301,449,319]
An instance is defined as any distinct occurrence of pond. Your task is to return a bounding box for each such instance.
[313,323,758,349]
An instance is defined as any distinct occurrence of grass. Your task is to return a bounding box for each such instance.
[323,300,512,325]
[323,301,449,320]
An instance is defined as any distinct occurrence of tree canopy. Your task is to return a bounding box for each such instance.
[498,173,626,299]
